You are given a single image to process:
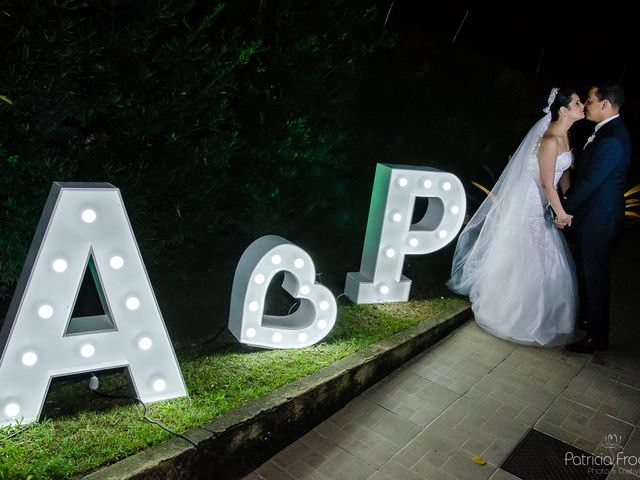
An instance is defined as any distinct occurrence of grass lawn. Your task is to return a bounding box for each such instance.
[0,296,467,480]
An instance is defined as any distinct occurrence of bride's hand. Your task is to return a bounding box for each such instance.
[555,213,573,229]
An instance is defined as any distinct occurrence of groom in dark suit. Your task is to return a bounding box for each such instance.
[562,84,632,353]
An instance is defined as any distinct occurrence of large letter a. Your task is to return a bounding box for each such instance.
[0,183,187,426]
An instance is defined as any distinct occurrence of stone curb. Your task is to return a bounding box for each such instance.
[82,301,471,480]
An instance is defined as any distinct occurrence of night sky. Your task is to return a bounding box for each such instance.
[392,4,636,87]
[390,2,638,168]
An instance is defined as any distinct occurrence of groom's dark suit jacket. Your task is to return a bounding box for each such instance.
[563,116,631,341]
[565,117,631,235]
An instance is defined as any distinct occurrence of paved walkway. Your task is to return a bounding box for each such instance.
[244,225,640,480]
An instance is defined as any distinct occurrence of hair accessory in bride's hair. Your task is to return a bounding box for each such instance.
[543,87,559,114]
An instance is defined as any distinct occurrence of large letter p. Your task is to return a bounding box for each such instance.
[345,164,465,304]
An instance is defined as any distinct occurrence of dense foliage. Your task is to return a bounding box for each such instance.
[0,0,394,299]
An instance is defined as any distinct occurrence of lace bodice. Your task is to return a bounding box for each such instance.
[554,151,573,185]
[523,150,573,228]
[527,150,573,187]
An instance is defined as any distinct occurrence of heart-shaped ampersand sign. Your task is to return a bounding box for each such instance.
[228,235,337,349]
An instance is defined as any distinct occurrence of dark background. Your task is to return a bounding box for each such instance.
[1,1,637,348]
[389,2,639,180]
[394,4,635,85]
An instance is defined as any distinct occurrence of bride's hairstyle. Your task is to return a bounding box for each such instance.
[548,88,576,121]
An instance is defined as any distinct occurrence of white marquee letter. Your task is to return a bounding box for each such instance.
[228,235,337,349]
[0,183,187,426]
[345,164,465,303]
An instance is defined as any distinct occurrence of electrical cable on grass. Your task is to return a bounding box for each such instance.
[0,424,33,445]
[89,374,197,447]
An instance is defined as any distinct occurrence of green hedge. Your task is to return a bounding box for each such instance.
[0,0,394,299]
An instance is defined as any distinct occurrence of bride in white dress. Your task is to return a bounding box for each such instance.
[447,88,585,346]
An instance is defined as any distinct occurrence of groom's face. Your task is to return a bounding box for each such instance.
[585,87,605,122]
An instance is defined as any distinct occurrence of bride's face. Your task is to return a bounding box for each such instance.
[565,94,585,121]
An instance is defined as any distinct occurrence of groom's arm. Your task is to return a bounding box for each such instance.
[564,137,624,212]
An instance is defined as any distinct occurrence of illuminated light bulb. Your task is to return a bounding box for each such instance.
[317,319,328,330]
[254,273,266,284]
[391,212,402,222]
[378,285,390,295]
[126,297,140,310]
[271,254,282,265]
[450,205,460,214]
[80,344,95,358]
[248,301,259,312]
[408,237,419,247]
[21,351,38,366]
[297,333,308,343]
[152,379,166,392]
[110,256,124,269]
[294,258,305,269]
[81,209,97,223]
[272,332,282,343]
[442,181,452,191]
[246,328,256,338]
[38,304,54,319]
[4,403,20,418]
[439,230,448,239]
[138,337,153,350]
[52,258,68,273]
[423,179,433,188]
[397,177,408,187]
[300,285,311,295]
[319,300,330,311]
[385,248,396,258]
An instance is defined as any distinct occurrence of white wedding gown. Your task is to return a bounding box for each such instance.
[448,138,578,346]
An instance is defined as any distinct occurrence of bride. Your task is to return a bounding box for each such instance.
[447,88,584,346]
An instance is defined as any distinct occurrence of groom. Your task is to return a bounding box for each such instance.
[561,84,631,353]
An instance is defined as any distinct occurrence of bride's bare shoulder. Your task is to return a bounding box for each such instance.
[540,132,563,148]
[538,133,561,157]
